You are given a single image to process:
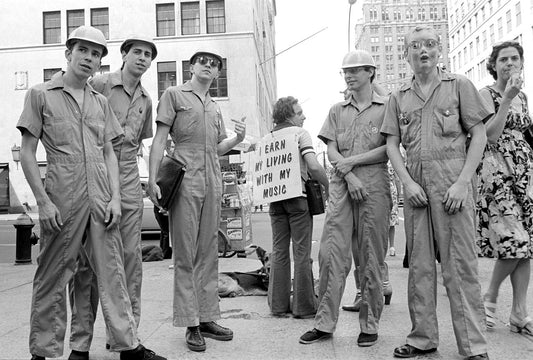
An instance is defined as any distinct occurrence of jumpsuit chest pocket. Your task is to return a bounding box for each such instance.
[335,128,351,152]
[434,106,461,137]
[85,117,105,146]
[43,117,73,146]
[398,110,419,145]
[176,109,199,136]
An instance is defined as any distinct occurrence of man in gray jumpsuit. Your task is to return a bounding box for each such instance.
[69,35,159,357]
[300,50,391,347]
[18,26,165,360]
[148,50,245,352]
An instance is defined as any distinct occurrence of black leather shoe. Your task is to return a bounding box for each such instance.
[186,326,206,352]
[120,344,166,360]
[31,356,45,360]
[199,321,233,341]
[68,350,89,360]
[467,353,489,360]
[393,344,437,358]
[357,332,378,347]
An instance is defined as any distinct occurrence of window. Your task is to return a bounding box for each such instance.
[475,36,480,55]
[516,2,522,26]
[369,8,378,22]
[157,62,176,99]
[385,45,393,52]
[497,17,503,39]
[506,10,512,33]
[489,24,495,44]
[67,10,84,37]
[43,11,61,44]
[406,8,414,20]
[156,3,175,36]
[182,59,228,97]
[91,8,109,39]
[181,2,199,35]
[372,55,380,63]
[469,42,473,60]
[482,31,487,50]
[418,9,425,21]
[43,68,61,82]
[371,45,380,52]
[382,10,389,21]
[206,0,225,34]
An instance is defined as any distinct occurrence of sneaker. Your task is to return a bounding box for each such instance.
[186,326,206,352]
[120,344,166,360]
[68,350,89,360]
[199,321,233,341]
[357,332,378,347]
[299,328,332,344]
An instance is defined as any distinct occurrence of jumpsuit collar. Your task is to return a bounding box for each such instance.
[108,69,148,98]
[182,80,215,105]
[46,70,99,96]
[341,90,386,112]
[400,67,455,94]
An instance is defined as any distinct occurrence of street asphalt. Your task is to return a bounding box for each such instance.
[1,212,532,359]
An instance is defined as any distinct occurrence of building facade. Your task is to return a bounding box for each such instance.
[448,0,532,94]
[0,0,277,211]
[354,0,449,93]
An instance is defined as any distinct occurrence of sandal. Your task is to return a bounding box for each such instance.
[509,315,533,337]
[484,300,497,329]
[393,344,437,358]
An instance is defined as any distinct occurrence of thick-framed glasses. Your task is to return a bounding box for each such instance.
[195,55,221,68]
[408,39,439,50]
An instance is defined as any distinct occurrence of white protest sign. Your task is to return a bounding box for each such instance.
[253,127,302,204]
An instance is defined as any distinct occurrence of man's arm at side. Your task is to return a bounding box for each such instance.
[103,141,121,228]
[20,131,62,233]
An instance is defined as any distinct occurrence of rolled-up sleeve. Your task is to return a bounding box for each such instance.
[457,76,494,131]
[318,106,338,144]
[17,87,44,138]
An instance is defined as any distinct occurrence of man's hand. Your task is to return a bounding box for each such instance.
[105,197,121,229]
[404,180,428,208]
[331,158,353,177]
[147,180,162,209]
[232,117,247,142]
[346,174,368,202]
[443,180,468,215]
[38,200,62,235]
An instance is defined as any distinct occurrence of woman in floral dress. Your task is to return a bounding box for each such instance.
[477,41,533,336]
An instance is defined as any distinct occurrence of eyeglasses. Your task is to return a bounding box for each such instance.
[408,39,439,50]
[195,55,221,68]
[340,67,367,76]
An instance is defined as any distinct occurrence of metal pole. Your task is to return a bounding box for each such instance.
[348,3,353,51]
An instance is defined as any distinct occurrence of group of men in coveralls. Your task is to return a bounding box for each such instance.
[19,25,245,360]
[299,26,491,360]
[18,22,492,360]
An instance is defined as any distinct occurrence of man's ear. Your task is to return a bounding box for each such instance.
[65,48,72,61]
[121,50,128,62]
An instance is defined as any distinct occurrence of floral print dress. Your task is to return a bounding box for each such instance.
[476,86,533,259]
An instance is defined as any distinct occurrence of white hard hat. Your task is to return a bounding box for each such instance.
[66,26,108,57]
[121,35,158,59]
[341,49,376,69]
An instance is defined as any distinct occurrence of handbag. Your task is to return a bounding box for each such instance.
[155,155,186,211]
[305,178,325,215]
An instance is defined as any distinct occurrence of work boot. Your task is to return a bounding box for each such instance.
[186,326,206,352]
[120,344,166,360]
[199,321,233,341]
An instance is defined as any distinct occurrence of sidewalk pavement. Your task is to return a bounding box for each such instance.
[1,252,532,359]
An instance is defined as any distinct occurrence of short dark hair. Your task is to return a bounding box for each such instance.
[486,41,524,80]
[272,96,298,124]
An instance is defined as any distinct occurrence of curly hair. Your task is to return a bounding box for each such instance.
[272,96,298,124]
[486,41,524,80]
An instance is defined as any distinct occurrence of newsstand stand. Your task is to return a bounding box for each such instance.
[218,161,253,258]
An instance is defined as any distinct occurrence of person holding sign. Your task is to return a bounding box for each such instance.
[148,50,245,353]
[267,96,329,318]
[300,50,391,348]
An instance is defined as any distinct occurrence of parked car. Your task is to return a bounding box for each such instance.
[140,179,160,234]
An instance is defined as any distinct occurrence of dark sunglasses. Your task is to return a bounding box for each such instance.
[195,55,221,68]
